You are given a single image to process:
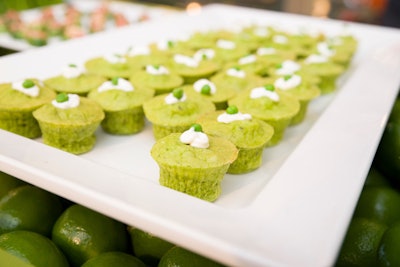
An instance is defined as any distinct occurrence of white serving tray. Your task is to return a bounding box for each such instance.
[1,4,400,266]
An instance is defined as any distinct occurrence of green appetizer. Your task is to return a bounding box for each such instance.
[44,63,107,96]
[197,106,274,174]
[151,124,238,201]
[130,64,183,95]
[143,88,215,140]
[210,66,264,93]
[181,78,236,110]
[229,84,300,146]
[87,77,155,135]
[85,53,135,78]
[0,79,56,138]
[33,93,104,154]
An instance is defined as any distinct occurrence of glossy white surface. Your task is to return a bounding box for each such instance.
[1,4,400,266]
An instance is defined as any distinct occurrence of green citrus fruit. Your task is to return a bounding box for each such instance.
[335,217,387,267]
[0,185,64,237]
[363,167,390,188]
[52,204,129,267]
[0,230,68,267]
[0,171,27,199]
[353,186,400,226]
[158,246,225,267]
[128,227,174,266]
[81,251,146,267]
[377,221,400,267]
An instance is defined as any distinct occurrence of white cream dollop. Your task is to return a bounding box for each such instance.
[217,111,252,123]
[253,27,270,37]
[273,34,288,44]
[274,75,302,90]
[238,54,257,65]
[193,48,215,61]
[52,94,80,109]
[157,39,175,51]
[164,92,187,104]
[226,68,246,78]
[216,39,236,50]
[62,64,85,79]
[250,87,280,102]
[193,79,216,94]
[257,47,276,56]
[317,42,336,58]
[304,54,328,64]
[180,127,209,148]
[146,65,169,75]
[97,78,134,92]
[275,60,300,76]
[103,53,126,64]
[128,45,150,56]
[174,54,199,68]
[11,80,39,97]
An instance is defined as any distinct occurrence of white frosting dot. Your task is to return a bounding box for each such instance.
[11,80,39,97]
[274,75,302,90]
[193,79,216,95]
[217,112,252,123]
[52,94,80,109]
[180,127,209,148]
[97,78,134,92]
[250,87,280,102]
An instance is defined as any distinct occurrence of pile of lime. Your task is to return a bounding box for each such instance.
[0,171,224,267]
[335,97,400,267]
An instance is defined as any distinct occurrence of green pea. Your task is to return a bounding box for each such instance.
[284,75,292,81]
[264,84,275,91]
[192,124,202,132]
[56,93,69,103]
[172,88,184,100]
[200,84,211,95]
[22,79,35,89]
[226,105,239,114]
[167,40,174,48]
[68,63,77,68]
[276,63,283,69]
[111,77,119,85]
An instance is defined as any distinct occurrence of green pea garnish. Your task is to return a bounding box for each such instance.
[111,77,119,85]
[167,40,174,48]
[172,88,184,100]
[200,84,211,95]
[284,75,292,81]
[68,63,77,68]
[56,93,69,103]
[192,124,202,132]
[153,65,160,70]
[232,66,241,71]
[22,79,35,89]
[276,63,283,69]
[264,84,275,91]
[226,105,239,114]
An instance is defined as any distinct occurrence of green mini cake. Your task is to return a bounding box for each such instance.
[182,78,236,110]
[314,40,355,68]
[273,74,320,125]
[224,54,267,75]
[126,45,169,71]
[229,84,300,146]
[44,64,107,96]
[87,77,155,135]
[167,53,220,84]
[213,39,250,63]
[197,106,274,174]
[210,67,264,93]
[301,53,345,94]
[130,64,183,95]
[0,79,56,138]
[33,93,104,154]
[143,88,215,140]
[85,53,135,79]
[151,124,238,201]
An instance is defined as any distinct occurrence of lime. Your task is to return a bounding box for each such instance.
[353,186,400,226]
[81,251,146,267]
[128,227,174,266]
[0,171,27,199]
[52,204,129,267]
[363,167,390,188]
[377,221,400,267]
[0,230,68,267]
[0,185,64,237]
[158,246,225,267]
[335,217,387,267]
